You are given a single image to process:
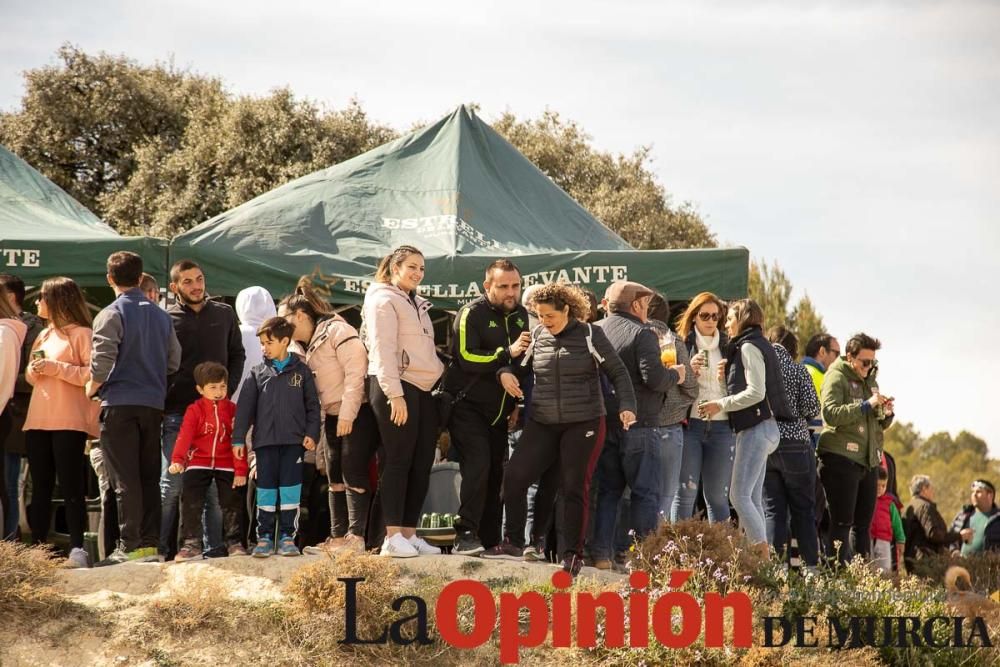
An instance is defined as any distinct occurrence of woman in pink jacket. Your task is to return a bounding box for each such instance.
[363,245,445,558]
[282,278,377,555]
[24,277,99,568]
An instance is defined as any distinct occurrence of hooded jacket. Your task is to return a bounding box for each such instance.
[234,287,276,403]
[362,282,444,397]
[817,356,894,468]
[0,317,28,413]
[305,315,367,421]
[171,396,247,475]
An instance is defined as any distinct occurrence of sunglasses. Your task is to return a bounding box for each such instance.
[697,312,719,322]
[855,358,874,368]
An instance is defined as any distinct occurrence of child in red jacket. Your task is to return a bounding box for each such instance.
[168,362,248,561]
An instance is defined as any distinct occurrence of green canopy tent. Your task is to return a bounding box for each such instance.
[0,144,166,289]
[171,106,747,308]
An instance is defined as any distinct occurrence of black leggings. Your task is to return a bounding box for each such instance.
[369,379,439,528]
[26,429,89,549]
[323,403,380,537]
[502,417,603,556]
[818,453,877,564]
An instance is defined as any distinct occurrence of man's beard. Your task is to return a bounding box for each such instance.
[178,291,206,306]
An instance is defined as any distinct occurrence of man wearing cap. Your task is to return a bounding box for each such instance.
[951,479,1000,555]
[590,280,688,569]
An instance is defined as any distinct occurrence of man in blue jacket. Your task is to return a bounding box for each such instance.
[87,251,181,565]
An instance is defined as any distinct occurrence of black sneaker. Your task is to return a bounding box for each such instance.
[481,539,522,560]
[561,553,583,577]
[453,531,485,556]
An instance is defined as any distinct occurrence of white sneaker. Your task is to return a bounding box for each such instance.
[408,535,442,556]
[379,533,418,558]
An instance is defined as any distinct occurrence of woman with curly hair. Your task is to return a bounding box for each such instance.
[485,282,637,576]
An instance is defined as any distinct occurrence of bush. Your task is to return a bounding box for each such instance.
[0,541,69,622]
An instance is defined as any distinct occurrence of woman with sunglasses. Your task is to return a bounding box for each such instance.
[671,292,734,523]
[816,332,894,565]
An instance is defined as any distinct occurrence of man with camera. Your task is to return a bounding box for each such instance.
[444,259,530,556]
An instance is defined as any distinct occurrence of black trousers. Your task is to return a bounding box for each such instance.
[326,403,380,537]
[25,429,89,549]
[100,405,163,552]
[369,379,439,528]
[818,452,877,564]
[180,468,244,549]
[502,417,602,555]
[450,401,508,548]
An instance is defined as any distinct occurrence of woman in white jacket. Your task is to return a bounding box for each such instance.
[363,245,444,558]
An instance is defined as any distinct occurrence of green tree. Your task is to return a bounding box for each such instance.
[107,92,394,236]
[492,110,716,249]
[0,44,225,220]
[748,259,792,330]
[791,294,826,352]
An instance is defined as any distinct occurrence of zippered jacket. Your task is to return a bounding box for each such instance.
[171,396,247,475]
[233,354,322,449]
[362,282,444,397]
[306,315,367,421]
[444,296,530,425]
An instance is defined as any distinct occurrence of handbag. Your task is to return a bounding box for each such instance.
[433,375,479,429]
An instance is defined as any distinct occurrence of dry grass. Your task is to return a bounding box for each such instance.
[0,541,73,622]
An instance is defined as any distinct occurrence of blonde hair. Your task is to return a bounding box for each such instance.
[727,298,764,335]
[531,283,590,321]
[374,245,423,284]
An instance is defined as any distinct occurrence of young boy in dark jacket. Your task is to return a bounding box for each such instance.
[168,362,248,561]
[234,318,321,557]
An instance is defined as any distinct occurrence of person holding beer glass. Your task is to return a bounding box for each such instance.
[671,292,734,523]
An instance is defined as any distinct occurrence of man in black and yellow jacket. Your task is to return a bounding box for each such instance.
[444,260,530,556]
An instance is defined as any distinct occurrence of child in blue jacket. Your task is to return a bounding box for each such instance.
[234,317,321,557]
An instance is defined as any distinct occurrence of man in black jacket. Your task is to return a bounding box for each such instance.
[591,281,687,568]
[159,260,245,559]
[446,259,531,555]
[950,479,1000,555]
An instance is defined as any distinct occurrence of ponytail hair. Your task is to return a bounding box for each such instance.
[280,276,334,323]
[374,245,423,284]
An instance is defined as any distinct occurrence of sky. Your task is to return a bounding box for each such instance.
[3,0,999,452]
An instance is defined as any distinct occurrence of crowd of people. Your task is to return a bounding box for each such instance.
[1,246,997,578]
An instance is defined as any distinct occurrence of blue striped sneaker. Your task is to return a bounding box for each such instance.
[252,538,274,558]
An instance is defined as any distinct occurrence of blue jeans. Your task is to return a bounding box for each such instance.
[730,419,779,544]
[671,419,735,522]
[657,424,684,521]
[160,412,222,554]
[3,452,21,538]
[591,426,662,560]
[763,438,819,566]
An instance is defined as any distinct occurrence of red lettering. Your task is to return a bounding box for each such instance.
[435,580,495,649]
[704,591,753,647]
[576,591,626,647]
[551,571,573,647]
[652,571,701,648]
[629,571,650,647]
[498,591,549,664]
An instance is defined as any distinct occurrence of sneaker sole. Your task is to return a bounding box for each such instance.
[380,550,419,558]
[252,552,272,558]
[481,554,522,561]
[454,546,486,556]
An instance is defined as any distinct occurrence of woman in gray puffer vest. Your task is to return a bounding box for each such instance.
[486,283,636,576]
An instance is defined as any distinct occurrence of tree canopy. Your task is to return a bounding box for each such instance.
[747,258,826,353]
